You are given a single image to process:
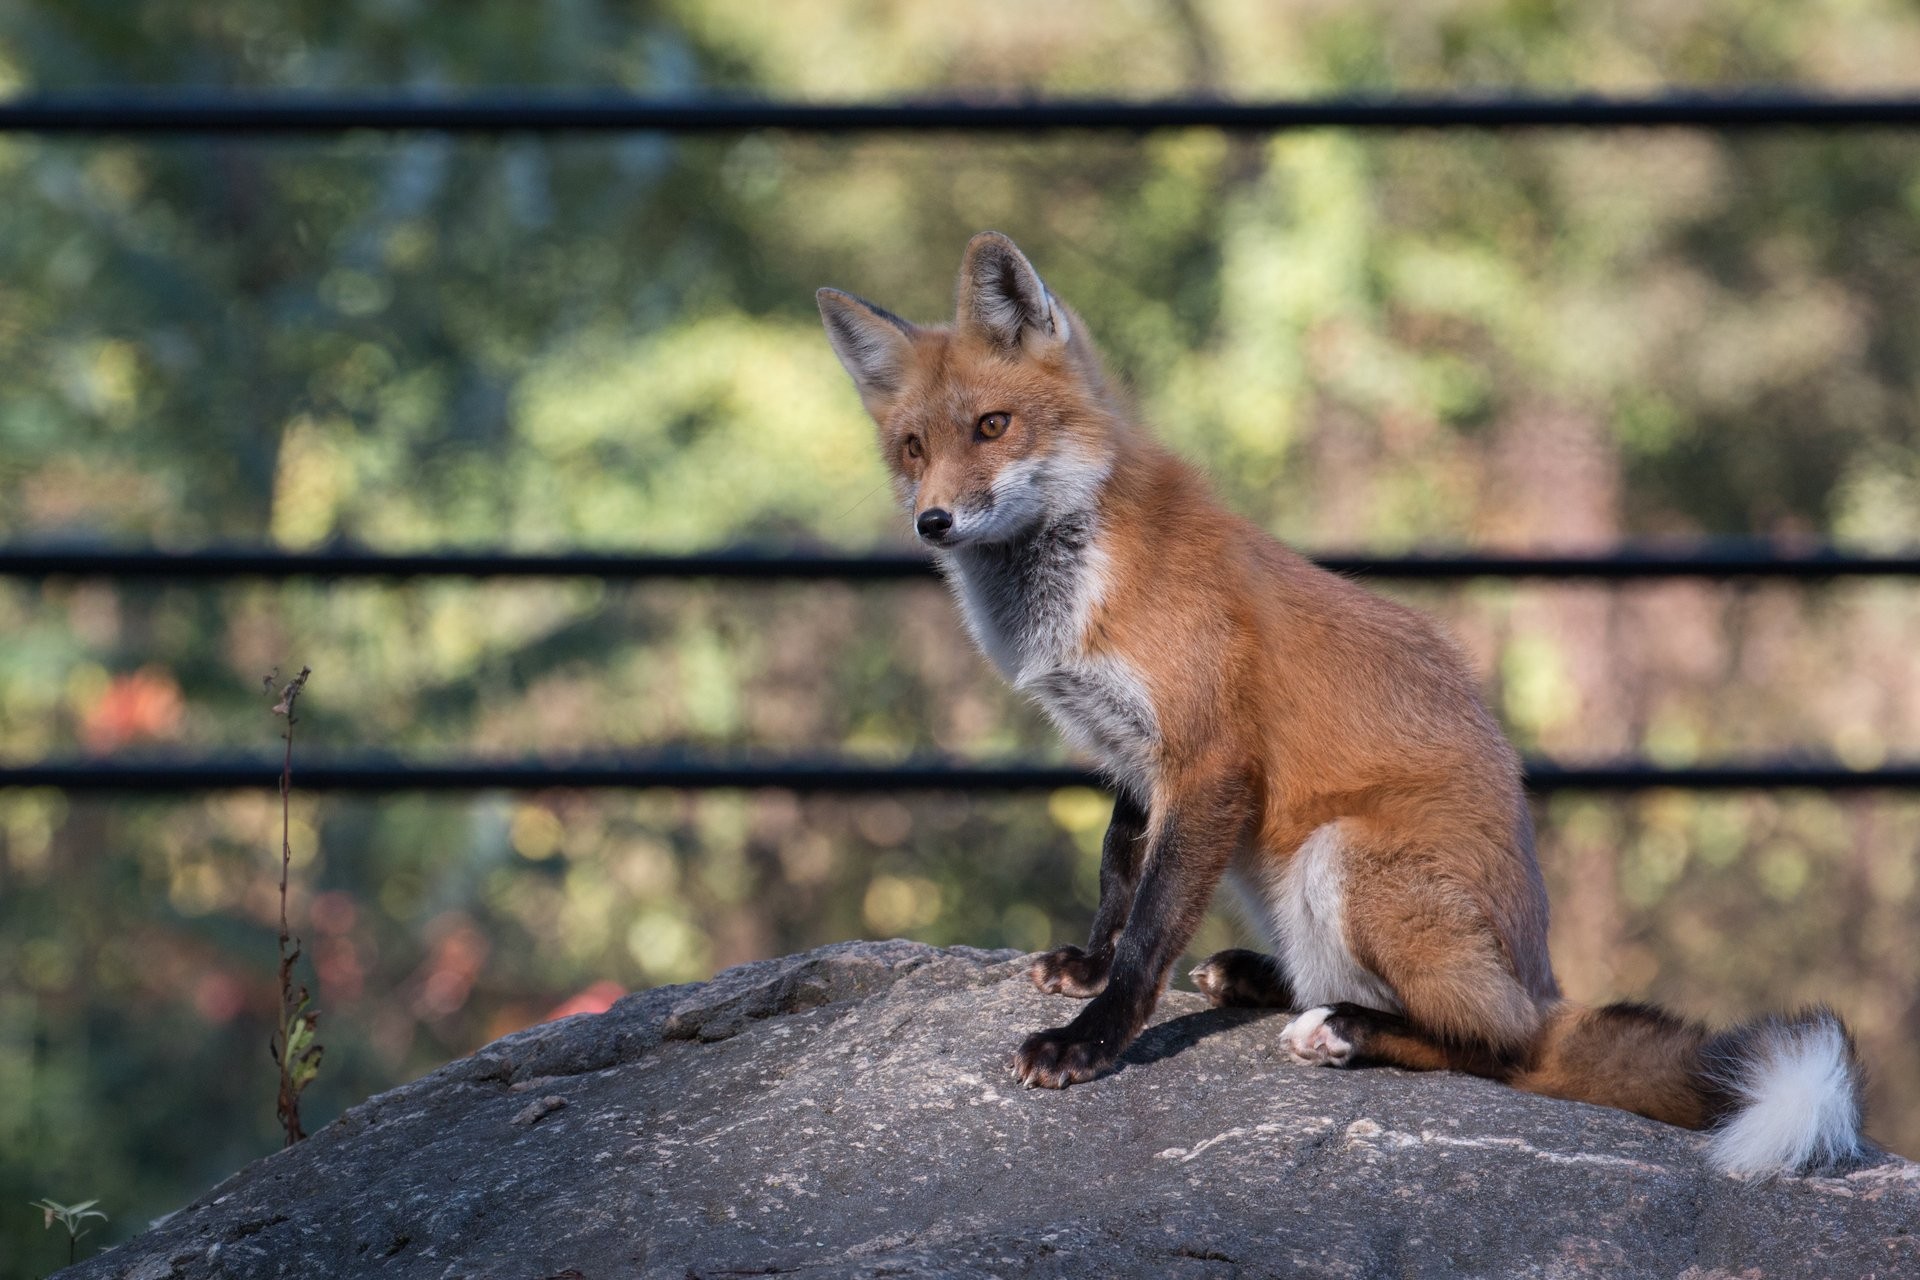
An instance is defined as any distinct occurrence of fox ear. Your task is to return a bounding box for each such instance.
[957,232,1070,353]
[817,288,917,408]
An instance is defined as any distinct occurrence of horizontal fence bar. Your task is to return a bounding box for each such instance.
[4,757,1917,794]
[0,758,1090,794]
[6,546,1920,582]
[3,93,1920,136]
[2,548,936,582]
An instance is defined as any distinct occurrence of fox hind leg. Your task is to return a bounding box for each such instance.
[1272,832,1549,1079]
[1329,839,1548,1073]
[1280,1003,1506,1074]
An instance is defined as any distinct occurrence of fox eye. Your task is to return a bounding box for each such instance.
[976,412,1010,440]
[903,435,923,460]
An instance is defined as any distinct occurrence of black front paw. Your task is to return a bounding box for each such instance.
[1011,1025,1119,1088]
[1189,948,1295,1010]
[1029,945,1110,998]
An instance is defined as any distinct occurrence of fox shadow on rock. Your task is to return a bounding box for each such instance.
[1059,998,1454,1081]
[1115,1004,1283,1073]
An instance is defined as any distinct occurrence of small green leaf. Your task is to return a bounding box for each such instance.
[29,1197,106,1237]
[292,1041,324,1088]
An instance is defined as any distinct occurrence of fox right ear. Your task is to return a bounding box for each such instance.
[817,288,916,409]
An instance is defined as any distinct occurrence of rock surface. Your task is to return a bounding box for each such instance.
[68,941,1918,1279]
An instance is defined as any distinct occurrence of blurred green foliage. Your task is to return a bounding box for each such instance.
[3,3,1920,1272]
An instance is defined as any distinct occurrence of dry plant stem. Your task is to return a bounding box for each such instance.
[271,666,314,1146]
[277,667,307,1000]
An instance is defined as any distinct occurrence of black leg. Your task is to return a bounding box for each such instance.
[1014,773,1245,1087]
[1029,788,1149,998]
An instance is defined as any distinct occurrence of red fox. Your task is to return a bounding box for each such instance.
[817,231,1867,1176]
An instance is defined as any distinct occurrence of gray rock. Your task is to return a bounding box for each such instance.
[65,940,1919,1279]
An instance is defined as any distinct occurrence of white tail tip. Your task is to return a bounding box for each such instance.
[1705,1008,1864,1177]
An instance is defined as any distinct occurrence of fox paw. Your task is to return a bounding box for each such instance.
[1279,1006,1353,1067]
[1012,1026,1114,1088]
[1029,945,1109,998]
[1190,948,1294,1009]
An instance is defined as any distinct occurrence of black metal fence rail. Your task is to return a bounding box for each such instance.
[7,757,1919,794]
[6,90,1917,795]
[8,545,1920,582]
[5,92,1920,135]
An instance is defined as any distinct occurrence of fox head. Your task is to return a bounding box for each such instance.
[818,232,1122,549]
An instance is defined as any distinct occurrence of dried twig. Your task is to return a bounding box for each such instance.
[267,666,321,1145]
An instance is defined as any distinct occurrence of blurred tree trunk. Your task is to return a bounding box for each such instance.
[1492,402,1631,999]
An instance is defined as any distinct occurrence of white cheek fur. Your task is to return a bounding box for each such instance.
[948,447,1111,544]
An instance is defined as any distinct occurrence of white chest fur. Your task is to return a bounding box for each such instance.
[941,518,1159,793]
[1022,658,1158,795]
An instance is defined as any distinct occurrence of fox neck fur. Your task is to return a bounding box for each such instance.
[936,448,1164,803]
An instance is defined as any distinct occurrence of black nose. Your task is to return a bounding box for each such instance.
[916,508,953,540]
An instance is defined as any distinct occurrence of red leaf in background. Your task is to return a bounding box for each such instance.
[541,980,625,1023]
[81,666,184,753]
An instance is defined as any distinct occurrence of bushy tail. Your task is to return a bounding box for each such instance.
[1512,1001,1865,1177]
[1699,1007,1866,1176]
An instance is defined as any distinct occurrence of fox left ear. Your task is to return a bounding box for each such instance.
[956,232,1071,353]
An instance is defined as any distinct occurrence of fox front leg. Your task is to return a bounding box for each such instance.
[1029,789,1150,998]
[1013,774,1244,1087]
